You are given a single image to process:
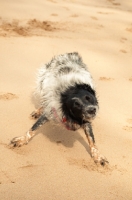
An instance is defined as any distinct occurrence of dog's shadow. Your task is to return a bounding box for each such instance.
[31,94,91,155]
[37,122,91,155]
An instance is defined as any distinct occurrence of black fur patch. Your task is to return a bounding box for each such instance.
[76,84,96,96]
[31,115,47,131]
[61,83,97,125]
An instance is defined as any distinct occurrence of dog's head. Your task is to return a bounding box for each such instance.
[61,84,98,123]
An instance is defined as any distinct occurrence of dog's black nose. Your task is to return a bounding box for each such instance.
[87,107,96,115]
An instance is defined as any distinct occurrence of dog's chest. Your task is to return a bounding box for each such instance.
[52,108,80,131]
[61,116,80,131]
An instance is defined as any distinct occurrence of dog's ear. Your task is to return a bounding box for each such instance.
[72,97,82,109]
[76,84,96,96]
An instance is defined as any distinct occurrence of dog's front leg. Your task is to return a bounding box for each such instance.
[83,123,108,166]
[10,114,48,147]
[30,107,43,119]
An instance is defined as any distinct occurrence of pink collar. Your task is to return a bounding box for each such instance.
[52,107,80,131]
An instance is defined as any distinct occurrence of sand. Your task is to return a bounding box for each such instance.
[0,0,132,199]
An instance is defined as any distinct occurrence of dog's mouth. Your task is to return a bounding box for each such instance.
[82,106,97,121]
[82,113,96,122]
[70,106,97,122]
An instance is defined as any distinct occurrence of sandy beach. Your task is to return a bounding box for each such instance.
[0,0,132,199]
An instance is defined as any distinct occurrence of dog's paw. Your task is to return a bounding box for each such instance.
[30,108,43,120]
[91,147,108,166]
[10,136,28,147]
[93,154,109,166]
[30,111,40,119]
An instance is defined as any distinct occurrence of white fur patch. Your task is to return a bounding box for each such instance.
[34,52,95,121]
[26,131,32,140]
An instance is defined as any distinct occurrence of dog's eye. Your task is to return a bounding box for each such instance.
[85,95,90,101]
[74,101,81,107]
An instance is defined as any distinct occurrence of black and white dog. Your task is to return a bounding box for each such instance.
[11,52,108,165]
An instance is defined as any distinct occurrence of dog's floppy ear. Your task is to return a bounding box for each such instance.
[76,83,96,96]
[72,97,82,108]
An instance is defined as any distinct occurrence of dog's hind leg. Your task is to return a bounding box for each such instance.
[83,123,108,166]
[10,114,48,147]
[30,107,43,119]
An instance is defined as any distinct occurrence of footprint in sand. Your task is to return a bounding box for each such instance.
[123,126,132,132]
[62,7,70,11]
[96,24,104,29]
[129,77,132,81]
[0,19,30,36]
[99,77,114,81]
[127,119,132,124]
[70,14,79,18]
[113,2,121,6]
[51,13,58,16]
[0,93,18,100]
[121,37,127,41]
[0,18,59,37]
[123,119,132,132]
[107,0,121,6]
[97,12,109,15]
[120,49,127,53]
[126,27,132,33]
[90,16,98,20]
[67,157,121,175]
[27,19,57,31]
[120,37,127,43]
[47,0,57,3]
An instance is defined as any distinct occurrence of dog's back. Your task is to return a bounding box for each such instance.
[35,52,94,116]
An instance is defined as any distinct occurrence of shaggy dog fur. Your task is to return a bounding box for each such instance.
[10,52,108,165]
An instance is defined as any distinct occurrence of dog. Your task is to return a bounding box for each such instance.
[10,52,108,165]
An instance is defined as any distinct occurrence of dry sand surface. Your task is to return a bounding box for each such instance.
[0,0,132,199]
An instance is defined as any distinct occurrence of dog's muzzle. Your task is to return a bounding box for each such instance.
[86,107,96,115]
[83,106,97,120]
